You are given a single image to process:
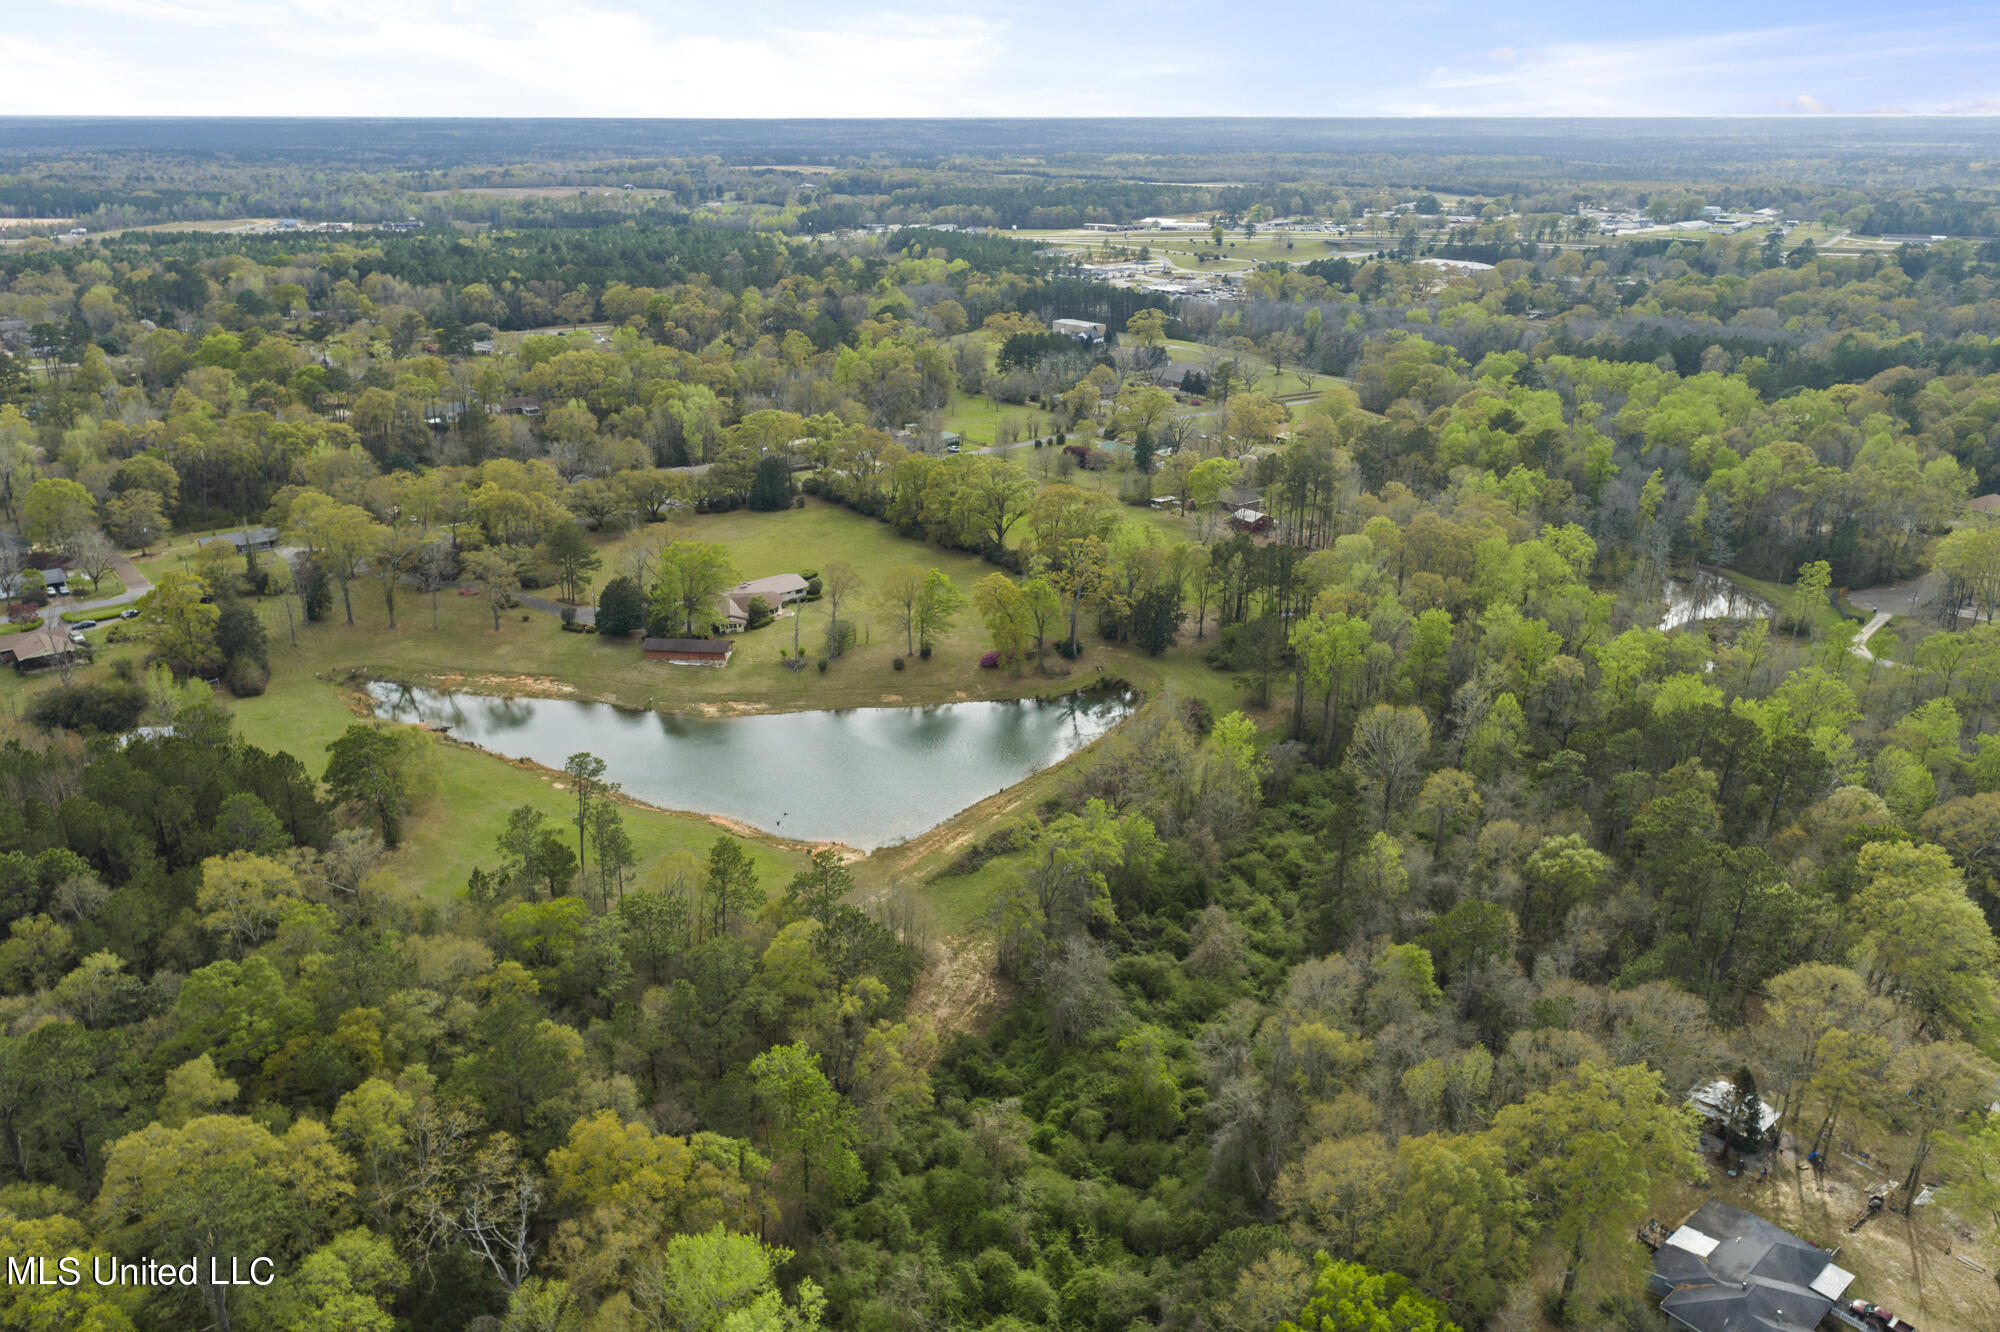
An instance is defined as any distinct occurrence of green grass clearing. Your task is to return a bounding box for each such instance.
[1719,568,1856,636]
[227,665,807,900]
[0,502,1270,922]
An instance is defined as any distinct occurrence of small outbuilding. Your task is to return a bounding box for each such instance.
[199,527,280,554]
[642,637,734,666]
[1687,1078,1780,1140]
[1230,507,1272,533]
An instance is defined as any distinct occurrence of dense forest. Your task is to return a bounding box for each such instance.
[3,136,2000,1332]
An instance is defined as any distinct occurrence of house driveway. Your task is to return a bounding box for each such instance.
[31,552,154,630]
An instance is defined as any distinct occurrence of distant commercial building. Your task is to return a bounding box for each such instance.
[1052,318,1107,341]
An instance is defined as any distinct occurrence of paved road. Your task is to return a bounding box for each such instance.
[1847,571,1935,619]
[1851,609,1892,662]
[1848,569,1990,630]
[513,589,594,626]
[33,552,153,632]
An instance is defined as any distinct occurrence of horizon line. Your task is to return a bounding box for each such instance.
[4,112,2000,123]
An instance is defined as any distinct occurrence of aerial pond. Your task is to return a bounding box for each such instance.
[1660,570,1777,631]
[368,682,1137,850]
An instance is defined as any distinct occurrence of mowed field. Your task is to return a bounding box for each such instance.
[0,500,1252,917]
[420,186,679,199]
[1020,225,1378,274]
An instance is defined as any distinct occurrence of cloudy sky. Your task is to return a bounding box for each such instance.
[6,0,2000,118]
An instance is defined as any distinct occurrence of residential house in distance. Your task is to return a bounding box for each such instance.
[1648,1199,1853,1332]
[1,566,70,597]
[891,424,958,455]
[1052,318,1107,342]
[642,637,734,666]
[1231,507,1272,534]
[1966,493,2000,521]
[720,574,810,631]
[1,622,86,673]
[198,527,281,555]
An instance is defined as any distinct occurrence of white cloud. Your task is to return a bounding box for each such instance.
[4,37,155,115]
[1378,22,2000,116]
[6,3,1998,118]
[6,0,1173,116]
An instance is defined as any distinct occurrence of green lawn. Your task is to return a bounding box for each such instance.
[66,571,126,600]
[1719,568,1857,636]
[227,664,806,900]
[1160,339,1326,400]
[939,387,1010,446]
[3,501,1234,729]
[1020,225,1352,277]
[0,501,1270,918]
[576,499,1091,704]
[129,528,246,588]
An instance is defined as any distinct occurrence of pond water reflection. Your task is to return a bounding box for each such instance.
[1660,571,1776,631]
[368,682,1135,850]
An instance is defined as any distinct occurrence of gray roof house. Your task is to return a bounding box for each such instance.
[719,574,810,630]
[1,622,86,672]
[1649,1199,1854,1332]
[2,567,67,597]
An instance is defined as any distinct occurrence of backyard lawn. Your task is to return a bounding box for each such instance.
[2,499,1242,728]
[229,666,807,899]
